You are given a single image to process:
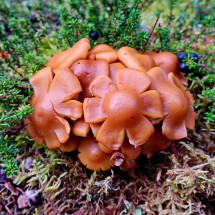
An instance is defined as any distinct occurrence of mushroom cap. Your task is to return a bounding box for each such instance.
[88,44,118,63]
[142,125,172,157]
[84,70,162,150]
[24,117,44,145]
[90,123,102,137]
[148,52,187,85]
[149,51,179,75]
[71,117,90,137]
[109,62,126,85]
[26,66,83,149]
[70,59,109,101]
[147,67,195,140]
[144,50,157,57]
[118,46,156,72]
[121,138,142,161]
[48,38,91,69]
[102,88,141,122]
[146,51,187,85]
[98,142,113,154]
[120,159,138,172]
[78,136,114,171]
[60,135,78,152]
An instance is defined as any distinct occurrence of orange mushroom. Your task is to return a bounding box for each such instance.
[147,67,196,140]
[120,160,138,172]
[25,38,197,172]
[109,62,126,84]
[48,38,91,69]
[111,138,141,171]
[121,138,142,161]
[25,67,83,149]
[118,46,156,72]
[84,68,163,150]
[90,123,102,137]
[70,59,109,101]
[87,44,118,63]
[78,135,114,171]
[71,117,90,137]
[142,125,172,157]
[145,51,187,85]
[60,135,78,152]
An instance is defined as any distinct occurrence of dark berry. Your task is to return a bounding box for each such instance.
[90,31,99,40]
[29,13,37,23]
[3,23,11,34]
[179,62,189,72]
[190,53,199,62]
[177,52,188,62]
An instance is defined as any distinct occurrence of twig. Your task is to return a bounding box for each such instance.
[141,17,159,52]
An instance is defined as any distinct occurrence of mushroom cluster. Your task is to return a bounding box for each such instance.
[25,38,196,171]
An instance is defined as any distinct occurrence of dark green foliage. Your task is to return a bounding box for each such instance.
[57,0,149,50]
[203,88,215,124]
[0,136,19,177]
[155,27,170,51]
[0,75,33,134]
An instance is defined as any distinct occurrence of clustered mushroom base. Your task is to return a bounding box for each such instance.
[25,38,196,171]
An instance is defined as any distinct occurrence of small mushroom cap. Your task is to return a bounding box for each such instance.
[142,125,172,157]
[90,123,102,137]
[88,44,118,63]
[70,59,109,101]
[60,135,78,152]
[147,51,187,84]
[168,73,197,129]
[48,38,91,69]
[98,142,113,154]
[121,138,142,160]
[50,68,82,103]
[118,46,156,72]
[29,67,53,106]
[149,52,179,75]
[78,136,114,171]
[71,117,90,137]
[109,62,126,84]
[144,50,157,57]
[120,159,138,172]
[24,117,44,145]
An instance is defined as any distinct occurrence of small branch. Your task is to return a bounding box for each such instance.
[141,17,159,52]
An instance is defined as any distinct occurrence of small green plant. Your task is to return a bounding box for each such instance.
[155,26,171,51]
[0,136,19,177]
[203,88,215,124]
[0,75,33,134]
